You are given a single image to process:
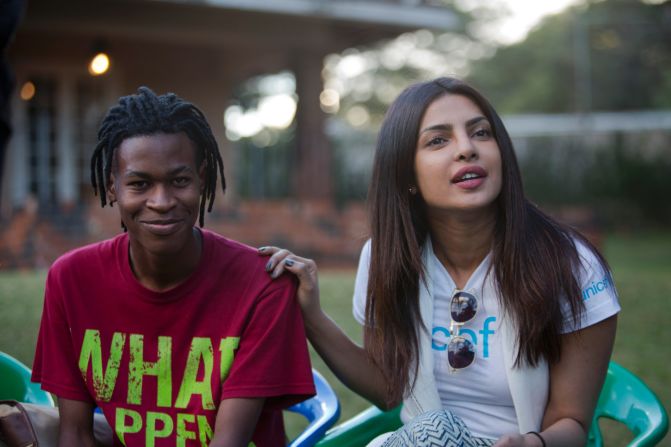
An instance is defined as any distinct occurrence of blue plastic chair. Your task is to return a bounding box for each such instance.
[287,369,341,447]
[0,351,54,406]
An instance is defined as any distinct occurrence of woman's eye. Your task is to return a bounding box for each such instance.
[428,136,447,146]
[473,128,491,138]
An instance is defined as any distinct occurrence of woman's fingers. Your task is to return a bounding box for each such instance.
[257,246,277,256]
[262,248,291,277]
[258,247,290,275]
[282,257,318,289]
[257,246,316,282]
[258,246,321,319]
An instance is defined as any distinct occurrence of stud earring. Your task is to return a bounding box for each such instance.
[409,186,417,195]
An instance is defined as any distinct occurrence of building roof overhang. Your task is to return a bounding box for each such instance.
[157,0,461,30]
[19,0,461,53]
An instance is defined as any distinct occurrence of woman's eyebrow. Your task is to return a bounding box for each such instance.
[466,116,489,127]
[420,123,452,134]
[420,116,489,135]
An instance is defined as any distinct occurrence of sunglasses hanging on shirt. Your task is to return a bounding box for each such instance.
[447,289,478,371]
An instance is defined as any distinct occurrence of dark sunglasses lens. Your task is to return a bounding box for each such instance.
[451,291,477,323]
[448,337,475,369]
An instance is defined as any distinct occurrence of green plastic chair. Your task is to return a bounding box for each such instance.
[316,405,401,447]
[0,351,55,406]
[316,361,669,447]
[587,361,668,447]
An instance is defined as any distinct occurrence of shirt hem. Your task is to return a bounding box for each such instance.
[222,382,315,399]
[34,379,94,403]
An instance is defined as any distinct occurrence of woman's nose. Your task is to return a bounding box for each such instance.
[454,136,478,162]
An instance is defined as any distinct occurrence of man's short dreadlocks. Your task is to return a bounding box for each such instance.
[90,86,225,227]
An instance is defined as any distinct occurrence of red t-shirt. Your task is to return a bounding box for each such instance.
[32,229,315,446]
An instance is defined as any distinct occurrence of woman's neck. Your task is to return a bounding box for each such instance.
[428,209,496,289]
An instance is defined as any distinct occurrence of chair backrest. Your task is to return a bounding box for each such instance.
[588,361,669,447]
[0,351,55,406]
[287,369,341,447]
[316,361,668,447]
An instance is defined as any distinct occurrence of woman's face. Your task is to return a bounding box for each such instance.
[414,93,502,218]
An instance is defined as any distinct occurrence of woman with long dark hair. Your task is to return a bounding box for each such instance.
[261,77,619,446]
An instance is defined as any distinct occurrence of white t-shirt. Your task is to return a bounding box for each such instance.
[352,239,620,439]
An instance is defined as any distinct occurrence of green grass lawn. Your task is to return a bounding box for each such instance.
[601,232,671,446]
[1,232,669,445]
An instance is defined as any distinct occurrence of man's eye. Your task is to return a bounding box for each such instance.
[129,181,148,189]
[174,177,190,186]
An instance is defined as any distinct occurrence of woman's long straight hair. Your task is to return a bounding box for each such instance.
[365,77,608,405]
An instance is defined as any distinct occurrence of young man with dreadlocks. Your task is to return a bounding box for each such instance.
[31,87,315,447]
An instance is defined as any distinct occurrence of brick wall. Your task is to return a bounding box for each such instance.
[0,198,601,271]
[0,199,370,270]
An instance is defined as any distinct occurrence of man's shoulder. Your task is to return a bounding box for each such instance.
[202,229,296,294]
[50,234,125,274]
[202,229,263,268]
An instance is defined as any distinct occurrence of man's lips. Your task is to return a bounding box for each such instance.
[139,219,184,235]
[451,166,487,190]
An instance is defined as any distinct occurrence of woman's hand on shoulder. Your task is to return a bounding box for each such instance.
[493,432,544,447]
[258,246,321,319]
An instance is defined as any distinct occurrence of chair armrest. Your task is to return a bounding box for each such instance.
[316,405,402,447]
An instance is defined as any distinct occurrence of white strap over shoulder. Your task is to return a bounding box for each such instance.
[401,238,442,423]
[499,310,548,433]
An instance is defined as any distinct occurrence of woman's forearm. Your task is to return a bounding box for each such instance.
[536,417,586,447]
[304,309,396,409]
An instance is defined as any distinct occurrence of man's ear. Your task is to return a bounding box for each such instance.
[107,174,117,205]
[199,161,206,193]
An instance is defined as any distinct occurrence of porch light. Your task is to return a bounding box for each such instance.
[20,81,36,101]
[88,52,111,76]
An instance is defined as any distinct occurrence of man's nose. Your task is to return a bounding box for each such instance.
[147,185,176,211]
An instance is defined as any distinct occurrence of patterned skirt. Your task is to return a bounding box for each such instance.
[379,409,495,447]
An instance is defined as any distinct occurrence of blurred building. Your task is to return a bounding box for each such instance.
[0,0,459,268]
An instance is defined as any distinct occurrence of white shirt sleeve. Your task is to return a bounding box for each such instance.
[561,240,621,333]
[352,239,371,326]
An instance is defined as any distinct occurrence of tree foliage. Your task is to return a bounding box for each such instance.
[467,0,671,113]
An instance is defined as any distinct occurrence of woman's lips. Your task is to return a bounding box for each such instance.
[451,166,487,190]
[454,177,485,189]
